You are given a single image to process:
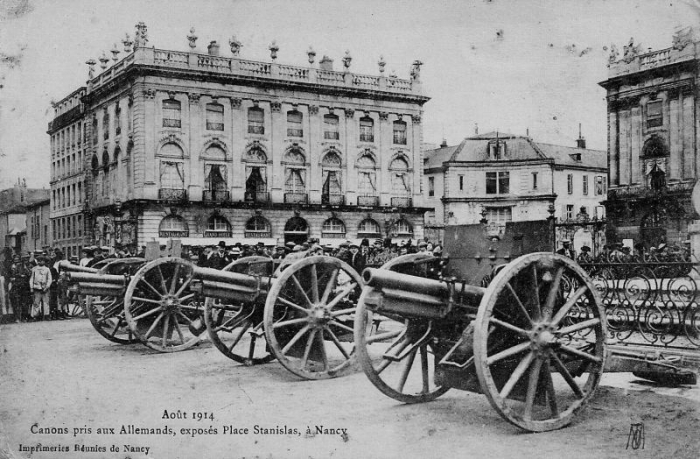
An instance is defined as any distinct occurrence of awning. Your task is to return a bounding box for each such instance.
[151,237,278,247]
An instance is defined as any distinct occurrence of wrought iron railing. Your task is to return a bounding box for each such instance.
[163,119,181,128]
[284,192,308,204]
[357,195,379,206]
[391,196,412,208]
[322,194,344,205]
[203,190,230,203]
[158,188,187,201]
[244,191,270,204]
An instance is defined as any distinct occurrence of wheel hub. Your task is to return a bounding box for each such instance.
[530,323,558,353]
[161,295,180,312]
[308,304,331,327]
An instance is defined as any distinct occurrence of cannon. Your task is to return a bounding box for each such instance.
[353,247,606,432]
[123,253,364,378]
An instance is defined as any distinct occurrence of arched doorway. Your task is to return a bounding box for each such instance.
[641,211,667,248]
[284,216,308,245]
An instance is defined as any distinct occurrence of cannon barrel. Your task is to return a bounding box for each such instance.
[75,282,125,297]
[188,265,271,303]
[65,272,127,286]
[193,266,269,290]
[58,260,98,274]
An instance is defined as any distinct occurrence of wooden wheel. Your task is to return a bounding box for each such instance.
[124,258,205,352]
[474,253,606,432]
[85,258,145,344]
[264,256,362,379]
[204,256,275,365]
[354,253,450,403]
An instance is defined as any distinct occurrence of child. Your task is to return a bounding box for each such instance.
[29,256,52,321]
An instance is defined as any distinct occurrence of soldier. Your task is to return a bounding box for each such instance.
[9,255,30,322]
[29,256,52,321]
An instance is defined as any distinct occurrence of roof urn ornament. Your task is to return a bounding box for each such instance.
[187,28,198,49]
[98,52,109,70]
[307,46,316,64]
[342,50,352,70]
[122,33,133,53]
[111,43,120,63]
[86,59,96,79]
[229,35,242,55]
[378,55,386,74]
[269,40,279,61]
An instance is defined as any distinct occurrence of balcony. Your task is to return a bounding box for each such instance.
[391,196,413,208]
[357,195,379,206]
[322,194,345,205]
[159,188,187,201]
[287,128,304,137]
[244,191,270,204]
[359,133,374,142]
[248,125,265,135]
[324,131,340,140]
[163,119,181,128]
[203,190,230,203]
[284,192,308,204]
[206,122,224,131]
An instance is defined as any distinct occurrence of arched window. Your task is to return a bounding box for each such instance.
[204,164,228,201]
[245,216,271,238]
[159,161,185,199]
[159,142,184,158]
[284,149,307,203]
[357,151,378,205]
[205,215,231,237]
[359,116,374,142]
[204,144,226,160]
[357,218,381,238]
[642,135,668,158]
[322,217,346,238]
[248,107,264,134]
[102,150,110,172]
[392,218,413,237]
[162,99,181,128]
[91,155,99,175]
[390,157,410,194]
[206,103,224,131]
[287,110,303,137]
[103,108,110,140]
[393,120,407,145]
[322,150,343,205]
[284,216,308,233]
[244,146,269,203]
[323,114,339,140]
[92,114,98,145]
[159,215,189,237]
[115,103,121,134]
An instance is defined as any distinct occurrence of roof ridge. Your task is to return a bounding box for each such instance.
[526,138,549,160]
[449,138,469,161]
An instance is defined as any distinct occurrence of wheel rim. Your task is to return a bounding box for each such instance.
[264,256,361,379]
[124,258,204,352]
[474,253,606,432]
[353,253,449,403]
[86,295,137,344]
[204,256,275,365]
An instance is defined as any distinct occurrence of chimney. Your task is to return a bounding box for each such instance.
[207,41,220,56]
[319,55,334,71]
[440,139,448,148]
[576,123,586,149]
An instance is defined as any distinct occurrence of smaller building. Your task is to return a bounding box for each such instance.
[423,132,607,247]
[25,198,52,254]
[0,179,50,255]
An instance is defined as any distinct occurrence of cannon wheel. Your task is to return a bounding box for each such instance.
[354,253,450,403]
[124,258,204,353]
[84,258,145,344]
[263,256,362,380]
[204,256,275,365]
[474,253,606,432]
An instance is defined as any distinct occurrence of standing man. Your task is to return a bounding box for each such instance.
[348,244,366,274]
[556,240,575,259]
[29,256,52,321]
[207,241,230,270]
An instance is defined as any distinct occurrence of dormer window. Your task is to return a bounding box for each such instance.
[646,100,663,128]
[569,153,582,162]
[488,141,507,160]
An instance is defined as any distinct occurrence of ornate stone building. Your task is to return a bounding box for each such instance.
[50,23,429,252]
[423,132,607,249]
[600,27,699,247]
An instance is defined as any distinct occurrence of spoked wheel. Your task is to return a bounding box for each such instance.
[124,258,205,352]
[67,294,88,318]
[354,253,449,403]
[204,256,275,365]
[86,295,137,344]
[264,256,362,379]
[474,253,606,432]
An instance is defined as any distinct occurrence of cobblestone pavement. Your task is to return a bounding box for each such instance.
[0,319,698,459]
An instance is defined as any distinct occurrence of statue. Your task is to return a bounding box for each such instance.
[608,44,618,64]
[410,60,423,81]
[623,37,641,63]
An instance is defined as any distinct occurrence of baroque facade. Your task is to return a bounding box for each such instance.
[600,27,700,247]
[423,132,607,249]
[50,23,429,252]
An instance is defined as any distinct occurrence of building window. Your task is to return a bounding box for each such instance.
[392,218,413,236]
[248,107,264,134]
[595,176,606,195]
[92,114,98,144]
[486,207,512,226]
[321,151,343,204]
[486,171,509,194]
[390,157,410,194]
[206,103,224,131]
[159,215,189,237]
[115,103,121,134]
[284,149,307,202]
[245,216,271,238]
[204,164,227,200]
[489,141,507,160]
[77,215,82,237]
[359,116,374,142]
[322,217,346,238]
[428,177,435,197]
[162,99,181,128]
[566,204,574,220]
[358,218,381,237]
[287,110,303,137]
[206,215,231,236]
[567,174,573,194]
[459,175,464,191]
[393,120,407,145]
[582,175,588,195]
[646,100,663,128]
[323,114,339,140]
[160,161,185,189]
[103,108,109,140]
[532,172,538,190]
[357,152,377,197]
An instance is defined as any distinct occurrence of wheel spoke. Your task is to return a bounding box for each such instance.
[273,317,309,330]
[108,319,122,338]
[176,311,194,325]
[542,358,559,417]
[489,317,530,337]
[420,345,430,394]
[156,266,169,294]
[140,278,164,298]
[331,307,356,317]
[397,348,418,393]
[376,339,410,374]
[170,263,180,294]
[301,329,318,370]
[523,357,544,420]
[557,317,601,336]
[144,312,165,339]
[281,325,311,354]
[321,268,339,304]
[317,330,328,371]
[542,266,564,320]
[532,265,542,320]
[364,328,403,344]
[291,274,313,307]
[227,320,251,353]
[328,320,353,334]
[486,341,531,366]
[132,305,162,321]
[131,296,162,305]
[310,265,320,303]
[505,282,532,324]
[175,276,192,297]
[551,286,588,326]
[558,344,602,364]
[498,351,534,399]
[173,319,185,344]
[325,283,357,310]
[550,353,584,398]
[162,314,171,347]
[178,293,195,303]
[325,328,351,359]
[277,296,308,313]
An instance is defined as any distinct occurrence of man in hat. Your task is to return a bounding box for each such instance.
[9,254,29,322]
[348,244,366,274]
[87,246,105,268]
[272,243,287,261]
[229,247,241,261]
[29,256,52,321]
[556,240,575,259]
[577,245,592,264]
[207,241,230,270]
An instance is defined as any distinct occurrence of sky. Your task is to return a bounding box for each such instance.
[1,0,699,189]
